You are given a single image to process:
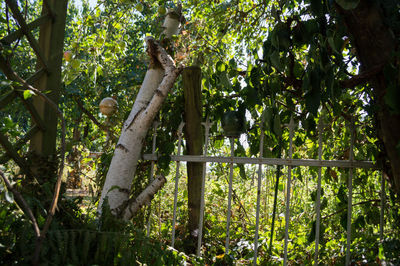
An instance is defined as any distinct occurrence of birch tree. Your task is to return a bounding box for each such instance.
[98,10,182,218]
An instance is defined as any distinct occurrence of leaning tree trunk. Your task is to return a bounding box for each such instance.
[337,0,400,194]
[98,10,182,218]
[182,66,204,250]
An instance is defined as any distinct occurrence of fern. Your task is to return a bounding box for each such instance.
[69,230,78,264]
[39,229,191,265]
[62,230,69,263]
[81,230,91,263]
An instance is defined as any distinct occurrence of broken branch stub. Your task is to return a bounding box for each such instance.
[123,175,167,220]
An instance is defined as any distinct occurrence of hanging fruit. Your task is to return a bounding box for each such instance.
[99,97,118,116]
[63,50,72,61]
[158,5,167,15]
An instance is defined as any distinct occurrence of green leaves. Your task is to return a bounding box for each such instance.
[23,90,34,100]
[250,67,261,88]
[273,114,282,137]
[1,116,15,130]
[305,88,321,116]
[262,107,273,131]
[270,50,281,70]
[304,67,321,116]
[310,0,323,17]
[271,23,291,52]
[262,107,282,137]
[215,61,232,90]
[135,3,144,12]
[337,185,348,205]
[243,86,260,107]
[340,212,348,230]
[307,220,325,243]
[327,31,344,55]
[219,72,232,89]
[216,61,226,72]
[292,19,319,46]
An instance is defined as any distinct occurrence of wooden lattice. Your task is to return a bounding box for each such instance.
[0,0,68,175]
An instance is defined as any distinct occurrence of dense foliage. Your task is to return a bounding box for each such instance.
[1,0,399,264]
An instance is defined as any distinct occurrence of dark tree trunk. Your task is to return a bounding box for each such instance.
[337,0,400,193]
[183,66,204,251]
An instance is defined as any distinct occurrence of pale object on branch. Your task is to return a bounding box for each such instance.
[99,97,118,116]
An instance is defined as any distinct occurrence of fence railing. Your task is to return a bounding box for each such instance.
[142,117,383,265]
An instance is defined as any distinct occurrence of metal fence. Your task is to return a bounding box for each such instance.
[142,117,384,265]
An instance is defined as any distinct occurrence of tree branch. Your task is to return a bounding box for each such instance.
[0,132,33,177]
[0,169,40,238]
[123,175,167,220]
[340,64,384,89]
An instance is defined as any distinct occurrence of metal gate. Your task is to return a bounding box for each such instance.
[143,116,383,265]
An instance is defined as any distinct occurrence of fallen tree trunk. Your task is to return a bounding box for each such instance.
[98,36,182,218]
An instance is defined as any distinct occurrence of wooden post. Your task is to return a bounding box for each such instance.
[30,0,68,158]
[183,66,204,250]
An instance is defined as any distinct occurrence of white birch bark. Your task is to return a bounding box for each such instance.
[125,67,165,126]
[123,175,166,220]
[162,11,181,38]
[98,35,182,217]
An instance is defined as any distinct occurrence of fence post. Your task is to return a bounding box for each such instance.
[225,137,235,254]
[197,118,213,256]
[284,117,295,265]
[345,118,355,265]
[183,66,204,243]
[171,122,185,247]
[147,121,160,237]
[314,118,324,265]
[253,116,265,265]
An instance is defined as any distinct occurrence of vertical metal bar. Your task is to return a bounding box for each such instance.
[380,171,385,240]
[284,117,295,265]
[225,137,235,254]
[345,118,355,265]
[147,121,159,237]
[314,119,324,265]
[264,168,269,218]
[253,117,265,266]
[171,122,185,247]
[197,118,213,256]
[158,195,162,239]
